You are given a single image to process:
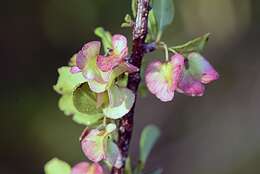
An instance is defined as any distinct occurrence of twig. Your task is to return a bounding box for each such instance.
[111,0,151,173]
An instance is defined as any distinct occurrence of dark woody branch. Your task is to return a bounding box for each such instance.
[111,0,151,173]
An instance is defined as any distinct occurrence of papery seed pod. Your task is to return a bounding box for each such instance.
[145,54,185,102]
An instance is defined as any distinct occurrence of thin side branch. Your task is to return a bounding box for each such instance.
[111,0,150,173]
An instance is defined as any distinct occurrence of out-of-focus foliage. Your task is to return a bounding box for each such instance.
[73,83,102,115]
[140,125,160,164]
[53,67,103,126]
[44,158,71,174]
[153,0,175,32]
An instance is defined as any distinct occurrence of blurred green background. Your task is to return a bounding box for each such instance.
[1,0,260,173]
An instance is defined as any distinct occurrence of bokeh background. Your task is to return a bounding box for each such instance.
[1,0,260,173]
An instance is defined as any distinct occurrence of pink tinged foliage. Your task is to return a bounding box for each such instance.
[103,85,135,119]
[75,41,105,82]
[97,55,120,73]
[72,41,109,89]
[76,41,101,70]
[111,63,139,77]
[81,129,107,162]
[177,52,219,96]
[106,140,123,169]
[112,34,128,58]
[71,162,103,174]
[121,62,139,73]
[80,127,123,168]
[70,41,109,93]
[145,54,185,102]
[187,52,219,84]
[70,36,138,93]
[176,70,205,97]
[97,35,129,72]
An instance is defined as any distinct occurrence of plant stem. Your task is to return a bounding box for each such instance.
[111,0,150,173]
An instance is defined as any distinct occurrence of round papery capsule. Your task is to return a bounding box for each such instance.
[97,34,128,72]
[145,54,185,102]
[187,52,219,84]
[81,129,107,162]
[176,52,219,97]
[76,41,101,70]
[177,70,205,97]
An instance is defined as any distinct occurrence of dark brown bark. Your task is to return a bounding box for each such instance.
[111,0,150,173]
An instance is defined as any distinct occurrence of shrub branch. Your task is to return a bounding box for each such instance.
[111,0,151,173]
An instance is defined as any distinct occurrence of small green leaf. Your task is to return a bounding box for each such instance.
[153,0,174,31]
[121,14,133,28]
[140,125,160,164]
[54,67,103,126]
[103,85,135,119]
[133,162,144,174]
[146,9,158,42]
[170,33,210,55]
[121,23,132,28]
[58,94,75,116]
[124,14,132,22]
[73,83,103,115]
[58,94,103,126]
[53,66,87,95]
[94,27,112,54]
[116,74,128,88]
[44,158,71,174]
[138,83,149,98]
[125,157,133,174]
[106,140,122,168]
[72,112,103,126]
[134,125,160,174]
[132,0,138,17]
[88,78,108,93]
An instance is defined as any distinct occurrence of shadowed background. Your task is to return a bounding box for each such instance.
[1,0,260,173]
